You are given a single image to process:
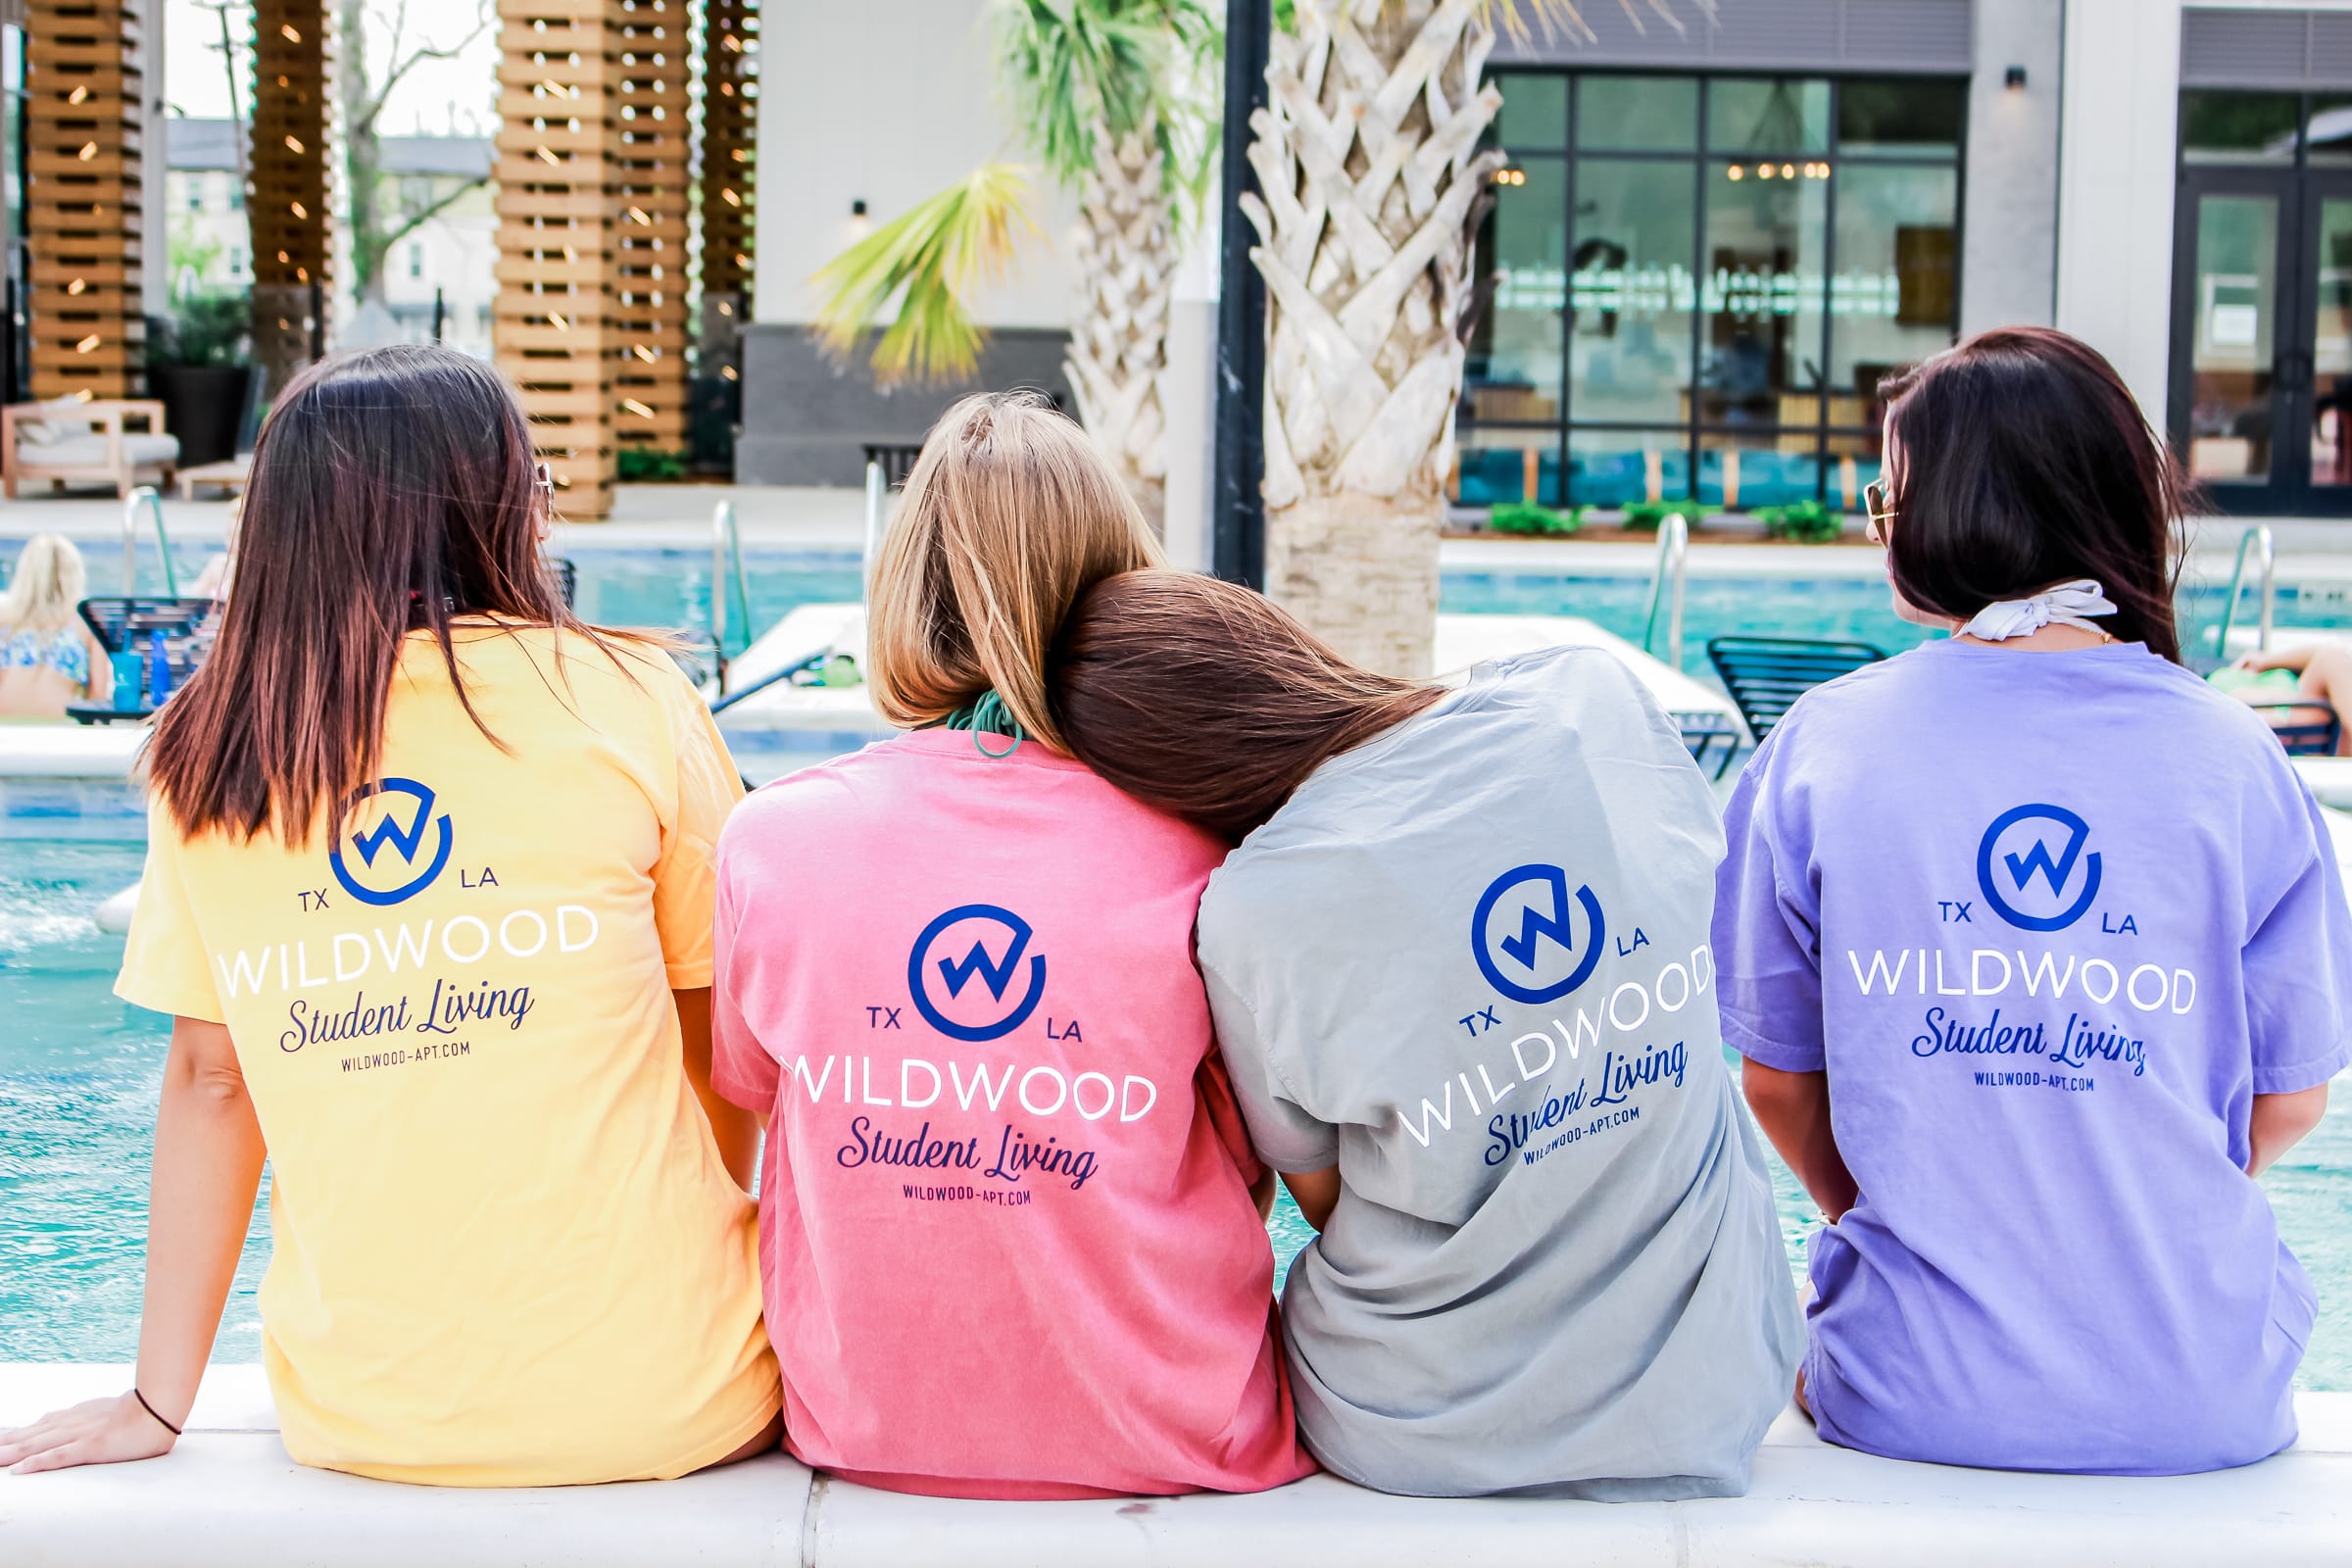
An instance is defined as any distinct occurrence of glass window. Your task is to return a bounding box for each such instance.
[1829,164,1958,422]
[2180,89,2298,167]
[1702,428,1821,509]
[1455,426,1561,506]
[1708,78,1829,156]
[2308,93,2352,167]
[1698,161,1829,427]
[2182,192,2279,483]
[1577,75,1697,152]
[1571,158,1695,424]
[1464,157,1566,422]
[1496,74,1566,149]
[1837,79,1966,159]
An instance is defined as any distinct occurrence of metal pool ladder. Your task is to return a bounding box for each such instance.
[2214,522,2277,660]
[1640,511,1690,670]
[121,485,178,598]
[709,498,753,693]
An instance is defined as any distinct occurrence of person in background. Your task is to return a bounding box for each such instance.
[0,533,112,718]
[2213,641,2352,755]
[1716,326,2347,1476]
[1048,570,1801,1500]
[710,391,1314,1499]
[0,345,780,1483]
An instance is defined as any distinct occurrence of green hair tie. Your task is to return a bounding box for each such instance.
[940,689,1025,759]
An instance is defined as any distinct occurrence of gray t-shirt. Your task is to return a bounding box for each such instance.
[1197,645,1801,1499]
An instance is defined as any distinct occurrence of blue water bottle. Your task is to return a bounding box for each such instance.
[145,629,172,708]
[110,652,142,712]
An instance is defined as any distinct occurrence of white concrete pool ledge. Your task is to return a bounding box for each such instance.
[2,1366,2347,1567]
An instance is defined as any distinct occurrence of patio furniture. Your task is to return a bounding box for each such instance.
[2247,699,2343,758]
[1707,636,1886,744]
[64,596,218,725]
[861,442,924,488]
[177,455,253,501]
[3,399,181,499]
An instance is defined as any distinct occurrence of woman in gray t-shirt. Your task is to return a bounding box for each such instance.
[1048,570,1800,1499]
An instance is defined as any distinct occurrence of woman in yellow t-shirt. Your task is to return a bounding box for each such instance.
[0,345,780,1485]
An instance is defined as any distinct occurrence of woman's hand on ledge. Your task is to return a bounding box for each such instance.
[0,1391,178,1474]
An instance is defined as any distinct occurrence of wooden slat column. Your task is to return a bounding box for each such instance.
[495,0,621,518]
[24,0,146,400]
[250,0,334,392]
[610,0,688,460]
[698,0,757,369]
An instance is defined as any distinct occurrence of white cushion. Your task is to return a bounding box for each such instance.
[18,432,178,468]
[17,396,97,447]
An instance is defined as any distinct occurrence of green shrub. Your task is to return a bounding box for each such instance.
[1619,500,1720,532]
[617,446,690,482]
[1756,500,1847,544]
[1487,501,1587,537]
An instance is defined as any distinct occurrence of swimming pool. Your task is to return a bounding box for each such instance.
[5,835,2347,1386]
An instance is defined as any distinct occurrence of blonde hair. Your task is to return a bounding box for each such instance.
[0,534,89,633]
[868,390,1163,752]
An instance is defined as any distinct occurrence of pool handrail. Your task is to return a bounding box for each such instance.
[863,458,887,595]
[1640,511,1690,671]
[121,486,177,599]
[709,498,754,692]
[2215,523,2276,659]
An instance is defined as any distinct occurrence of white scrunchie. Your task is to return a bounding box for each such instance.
[1961,579,2119,641]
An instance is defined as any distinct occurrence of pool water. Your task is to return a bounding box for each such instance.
[7,837,2348,1390]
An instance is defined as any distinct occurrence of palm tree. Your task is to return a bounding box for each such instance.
[1247,0,1701,676]
[810,0,1216,533]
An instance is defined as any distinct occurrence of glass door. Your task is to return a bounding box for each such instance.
[2295,178,2352,511]
[2173,172,2292,512]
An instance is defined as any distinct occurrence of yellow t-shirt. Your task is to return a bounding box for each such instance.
[117,624,780,1486]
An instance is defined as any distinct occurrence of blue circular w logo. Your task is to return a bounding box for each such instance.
[328,777,454,907]
[907,904,1049,1043]
[1977,804,2102,932]
[1472,863,1606,1005]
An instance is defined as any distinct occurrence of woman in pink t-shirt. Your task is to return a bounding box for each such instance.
[710,391,1314,1499]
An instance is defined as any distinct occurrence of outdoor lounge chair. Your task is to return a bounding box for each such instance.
[3,399,180,499]
[1707,636,1886,745]
[2245,699,2343,757]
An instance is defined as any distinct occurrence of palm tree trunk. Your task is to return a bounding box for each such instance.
[1065,119,1176,536]
[1242,0,1505,676]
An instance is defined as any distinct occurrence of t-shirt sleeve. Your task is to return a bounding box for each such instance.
[2243,779,2352,1095]
[651,673,747,990]
[1713,732,1827,1073]
[114,797,225,1023]
[1200,957,1339,1173]
[709,856,778,1112]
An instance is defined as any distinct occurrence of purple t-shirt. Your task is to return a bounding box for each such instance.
[1715,638,2352,1475]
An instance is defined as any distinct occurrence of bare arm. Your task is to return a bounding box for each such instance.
[0,1016,265,1472]
[1281,1167,1342,1232]
[677,987,758,1190]
[1742,1059,1859,1223]
[2249,1083,2330,1177]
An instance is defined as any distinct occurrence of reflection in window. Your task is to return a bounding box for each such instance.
[1497,74,1566,148]
[1699,162,1828,428]
[1578,75,1696,152]
[1708,78,1829,155]
[1830,165,1958,422]
[2180,90,2298,167]
[1572,159,1694,424]
[1837,79,1965,158]
[1463,158,1565,422]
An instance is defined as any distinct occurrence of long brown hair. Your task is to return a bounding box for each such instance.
[1049,570,1442,840]
[866,389,1162,753]
[147,345,598,841]
[1879,326,2186,662]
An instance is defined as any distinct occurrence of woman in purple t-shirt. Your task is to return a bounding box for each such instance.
[1716,326,2349,1475]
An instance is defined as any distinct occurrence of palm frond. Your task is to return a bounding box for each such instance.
[807,165,1037,386]
[993,0,1221,198]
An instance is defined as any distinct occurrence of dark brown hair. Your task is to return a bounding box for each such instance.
[147,344,607,841]
[1049,570,1443,841]
[1879,326,2185,662]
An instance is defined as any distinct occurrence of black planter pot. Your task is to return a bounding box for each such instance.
[149,365,252,468]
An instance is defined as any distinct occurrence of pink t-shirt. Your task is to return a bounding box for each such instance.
[711,729,1315,1499]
